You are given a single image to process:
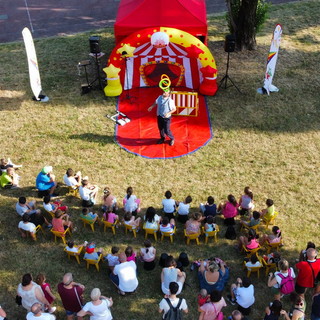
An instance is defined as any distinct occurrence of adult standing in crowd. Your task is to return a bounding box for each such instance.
[295,248,320,296]
[311,284,320,320]
[57,273,85,320]
[148,90,176,146]
[110,252,138,296]
[36,166,57,197]
[77,288,113,320]
[198,289,227,320]
[17,273,54,313]
[26,303,56,320]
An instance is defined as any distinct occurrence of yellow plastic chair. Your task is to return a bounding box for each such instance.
[261,258,278,275]
[243,260,263,278]
[64,246,83,264]
[263,211,279,229]
[26,224,44,241]
[125,224,137,238]
[44,209,55,219]
[143,224,158,241]
[184,229,200,245]
[102,219,118,235]
[242,245,262,258]
[67,186,80,198]
[202,225,220,244]
[84,254,102,271]
[161,227,176,243]
[80,217,96,232]
[265,240,283,254]
[240,222,261,233]
[50,227,71,244]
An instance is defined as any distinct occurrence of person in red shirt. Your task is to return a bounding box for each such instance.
[57,273,85,320]
[295,248,320,296]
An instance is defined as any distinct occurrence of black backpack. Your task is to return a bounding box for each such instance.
[164,298,183,320]
[225,225,236,240]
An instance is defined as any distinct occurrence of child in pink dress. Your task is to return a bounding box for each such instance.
[103,207,119,223]
[35,273,56,306]
[125,246,136,262]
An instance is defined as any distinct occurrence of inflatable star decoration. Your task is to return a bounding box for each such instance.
[200,65,217,77]
[103,64,121,77]
[117,44,136,57]
[185,44,204,58]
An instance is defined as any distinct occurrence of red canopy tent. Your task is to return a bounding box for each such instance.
[114,0,208,44]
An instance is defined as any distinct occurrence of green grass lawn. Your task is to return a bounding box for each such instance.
[0,0,320,319]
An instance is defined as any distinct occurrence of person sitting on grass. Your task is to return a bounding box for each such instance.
[177,195,192,224]
[79,178,99,207]
[264,300,283,320]
[63,168,82,189]
[80,207,99,223]
[18,213,37,240]
[102,187,118,212]
[159,216,175,234]
[162,190,177,220]
[123,186,141,215]
[0,167,20,189]
[185,212,203,235]
[36,166,58,197]
[218,194,239,226]
[83,243,104,261]
[43,195,68,214]
[0,157,22,172]
[200,196,217,222]
[159,282,188,319]
[124,212,141,231]
[26,302,56,320]
[52,210,74,233]
[228,277,255,316]
[240,211,261,228]
[140,239,156,271]
[104,246,120,272]
[197,288,210,307]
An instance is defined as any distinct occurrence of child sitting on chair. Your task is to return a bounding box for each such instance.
[43,195,68,213]
[240,211,261,228]
[124,212,141,230]
[162,190,178,220]
[260,226,282,246]
[102,187,118,212]
[260,198,275,220]
[200,196,217,222]
[84,242,103,260]
[238,229,260,250]
[104,246,120,272]
[177,195,192,223]
[244,254,262,270]
[80,207,99,223]
[159,216,175,234]
[103,206,119,224]
[65,240,87,254]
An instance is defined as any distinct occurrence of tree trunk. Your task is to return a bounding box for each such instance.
[235,0,258,50]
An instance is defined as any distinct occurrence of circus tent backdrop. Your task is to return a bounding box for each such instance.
[114,0,208,44]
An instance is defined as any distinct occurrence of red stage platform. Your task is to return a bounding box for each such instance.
[115,87,212,159]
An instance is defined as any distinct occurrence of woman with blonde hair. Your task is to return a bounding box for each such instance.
[77,288,113,320]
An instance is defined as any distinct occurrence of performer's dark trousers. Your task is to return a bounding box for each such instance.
[157,116,174,140]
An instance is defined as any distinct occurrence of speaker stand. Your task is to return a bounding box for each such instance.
[89,52,105,90]
[122,56,136,103]
[219,52,241,93]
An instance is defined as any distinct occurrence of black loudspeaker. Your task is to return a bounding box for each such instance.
[89,36,101,54]
[224,34,236,53]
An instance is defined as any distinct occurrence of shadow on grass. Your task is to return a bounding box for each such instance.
[68,133,115,144]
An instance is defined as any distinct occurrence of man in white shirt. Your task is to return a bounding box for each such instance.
[228,277,254,316]
[26,303,56,320]
[110,253,138,295]
[159,282,188,319]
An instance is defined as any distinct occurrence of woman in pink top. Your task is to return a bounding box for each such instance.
[219,194,239,226]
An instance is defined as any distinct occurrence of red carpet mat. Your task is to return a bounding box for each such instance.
[116,87,212,159]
